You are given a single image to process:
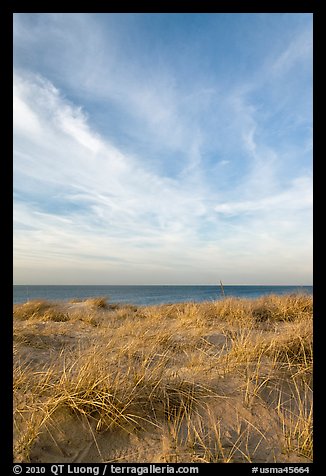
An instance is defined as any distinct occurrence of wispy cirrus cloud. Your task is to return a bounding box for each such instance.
[13,13,312,284]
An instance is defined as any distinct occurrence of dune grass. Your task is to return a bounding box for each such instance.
[13,300,69,322]
[84,296,109,309]
[13,293,313,463]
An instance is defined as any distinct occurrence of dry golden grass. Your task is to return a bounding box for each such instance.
[13,300,69,322]
[13,293,313,463]
[84,296,109,309]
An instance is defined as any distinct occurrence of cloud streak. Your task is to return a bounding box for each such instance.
[13,14,313,284]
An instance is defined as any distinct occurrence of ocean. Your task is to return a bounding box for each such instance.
[13,285,313,306]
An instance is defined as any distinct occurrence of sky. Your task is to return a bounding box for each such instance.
[13,13,313,285]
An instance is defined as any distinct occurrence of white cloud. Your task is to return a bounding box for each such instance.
[13,71,207,249]
[14,69,312,283]
[214,176,312,216]
[13,81,42,137]
[13,14,312,284]
[271,27,312,76]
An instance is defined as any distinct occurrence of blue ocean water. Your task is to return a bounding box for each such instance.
[13,285,313,306]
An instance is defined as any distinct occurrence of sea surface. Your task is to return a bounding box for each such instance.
[13,285,313,306]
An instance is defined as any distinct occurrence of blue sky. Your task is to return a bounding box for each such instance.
[13,13,313,285]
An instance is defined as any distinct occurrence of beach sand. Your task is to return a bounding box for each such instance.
[13,295,312,463]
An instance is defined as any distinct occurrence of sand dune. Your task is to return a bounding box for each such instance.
[13,294,312,463]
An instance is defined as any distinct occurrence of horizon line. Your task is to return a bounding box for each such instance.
[13,283,313,287]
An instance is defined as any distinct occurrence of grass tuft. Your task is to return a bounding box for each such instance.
[13,300,69,322]
[84,297,109,309]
